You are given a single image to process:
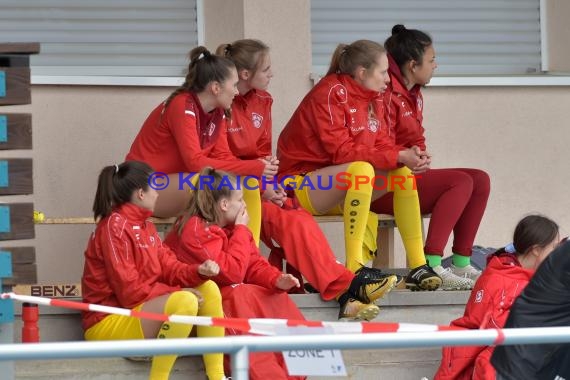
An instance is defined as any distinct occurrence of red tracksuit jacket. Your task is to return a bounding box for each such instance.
[81,203,206,330]
[164,216,306,380]
[164,216,282,288]
[126,92,265,176]
[385,54,427,150]
[226,89,355,300]
[227,89,273,159]
[435,254,534,380]
[277,73,403,176]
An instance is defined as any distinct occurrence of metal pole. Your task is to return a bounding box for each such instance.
[0,252,14,379]
[2,327,570,361]
[231,346,249,380]
[0,322,14,379]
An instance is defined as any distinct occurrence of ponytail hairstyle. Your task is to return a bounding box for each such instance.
[384,24,433,73]
[164,46,236,108]
[178,167,237,232]
[92,161,154,221]
[216,39,269,76]
[511,214,559,256]
[326,39,386,76]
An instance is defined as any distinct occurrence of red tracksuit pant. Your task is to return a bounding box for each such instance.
[221,284,306,380]
[260,199,354,300]
[371,168,490,256]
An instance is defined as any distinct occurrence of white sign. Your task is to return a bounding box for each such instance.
[278,326,347,376]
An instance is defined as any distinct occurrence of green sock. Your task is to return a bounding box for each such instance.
[452,253,470,268]
[425,254,442,268]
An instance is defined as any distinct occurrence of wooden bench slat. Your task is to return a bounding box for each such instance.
[0,43,40,55]
[0,203,35,241]
[0,158,33,195]
[40,217,177,225]
[40,215,404,225]
[0,246,35,264]
[0,67,31,106]
[0,247,37,285]
[4,263,37,285]
[0,113,33,150]
[38,214,429,269]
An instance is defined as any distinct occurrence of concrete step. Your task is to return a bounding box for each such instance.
[15,348,440,380]
[10,290,469,379]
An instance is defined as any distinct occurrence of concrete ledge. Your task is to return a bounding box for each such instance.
[291,290,470,309]
[16,348,442,380]
[13,289,470,316]
[16,356,204,380]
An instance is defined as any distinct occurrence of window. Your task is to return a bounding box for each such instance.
[311,0,541,76]
[0,0,200,78]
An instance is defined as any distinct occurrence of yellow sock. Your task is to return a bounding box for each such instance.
[195,281,225,380]
[242,177,261,246]
[362,211,379,264]
[344,162,375,272]
[149,291,198,380]
[389,167,426,269]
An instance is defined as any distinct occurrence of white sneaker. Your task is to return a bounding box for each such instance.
[451,264,482,281]
[432,265,474,290]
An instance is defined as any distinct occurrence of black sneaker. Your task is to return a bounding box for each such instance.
[304,283,319,294]
[355,266,404,287]
[347,266,399,304]
[405,264,442,291]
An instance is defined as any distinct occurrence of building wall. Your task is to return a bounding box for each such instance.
[2,0,569,283]
[547,0,570,72]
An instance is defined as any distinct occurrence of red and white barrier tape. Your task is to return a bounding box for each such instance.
[1,292,458,337]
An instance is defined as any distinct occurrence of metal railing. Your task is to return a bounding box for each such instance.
[1,326,570,379]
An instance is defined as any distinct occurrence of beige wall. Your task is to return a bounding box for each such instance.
[0,86,173,283]
[2,1,569,283]
[546,0,570,71]
[204,0,312,135]
[203,0,244,48]
[425,86,570,246]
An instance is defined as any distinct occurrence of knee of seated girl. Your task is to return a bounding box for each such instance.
[166,290,199,316]
[197,280,222,303]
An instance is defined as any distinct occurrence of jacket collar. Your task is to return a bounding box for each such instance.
[336,73,381,102]
[115,202,153,225]
[388,54,421,100]
[487,254,534,280]
[233,89,257,112]
[189,91,212,124]
[188,91,224,148]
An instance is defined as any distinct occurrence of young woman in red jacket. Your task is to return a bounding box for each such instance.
[126,46,278,245]
[164,167,306,380]
[435,214,560,380]
[277,39,442,291]
[372,25,491,290]
[82,161,228,380]
[216,39,399,321]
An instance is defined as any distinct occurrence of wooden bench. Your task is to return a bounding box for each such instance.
[38,214,429,268]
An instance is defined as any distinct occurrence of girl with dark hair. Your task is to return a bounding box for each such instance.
[277,39,442,292]
[163,167,305,380]
[126,46,276,245]
[217,38,398,321]
[372,24,491,290]
[435,214,560,380]
[491,238,570,380]
[82,161,228,380]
